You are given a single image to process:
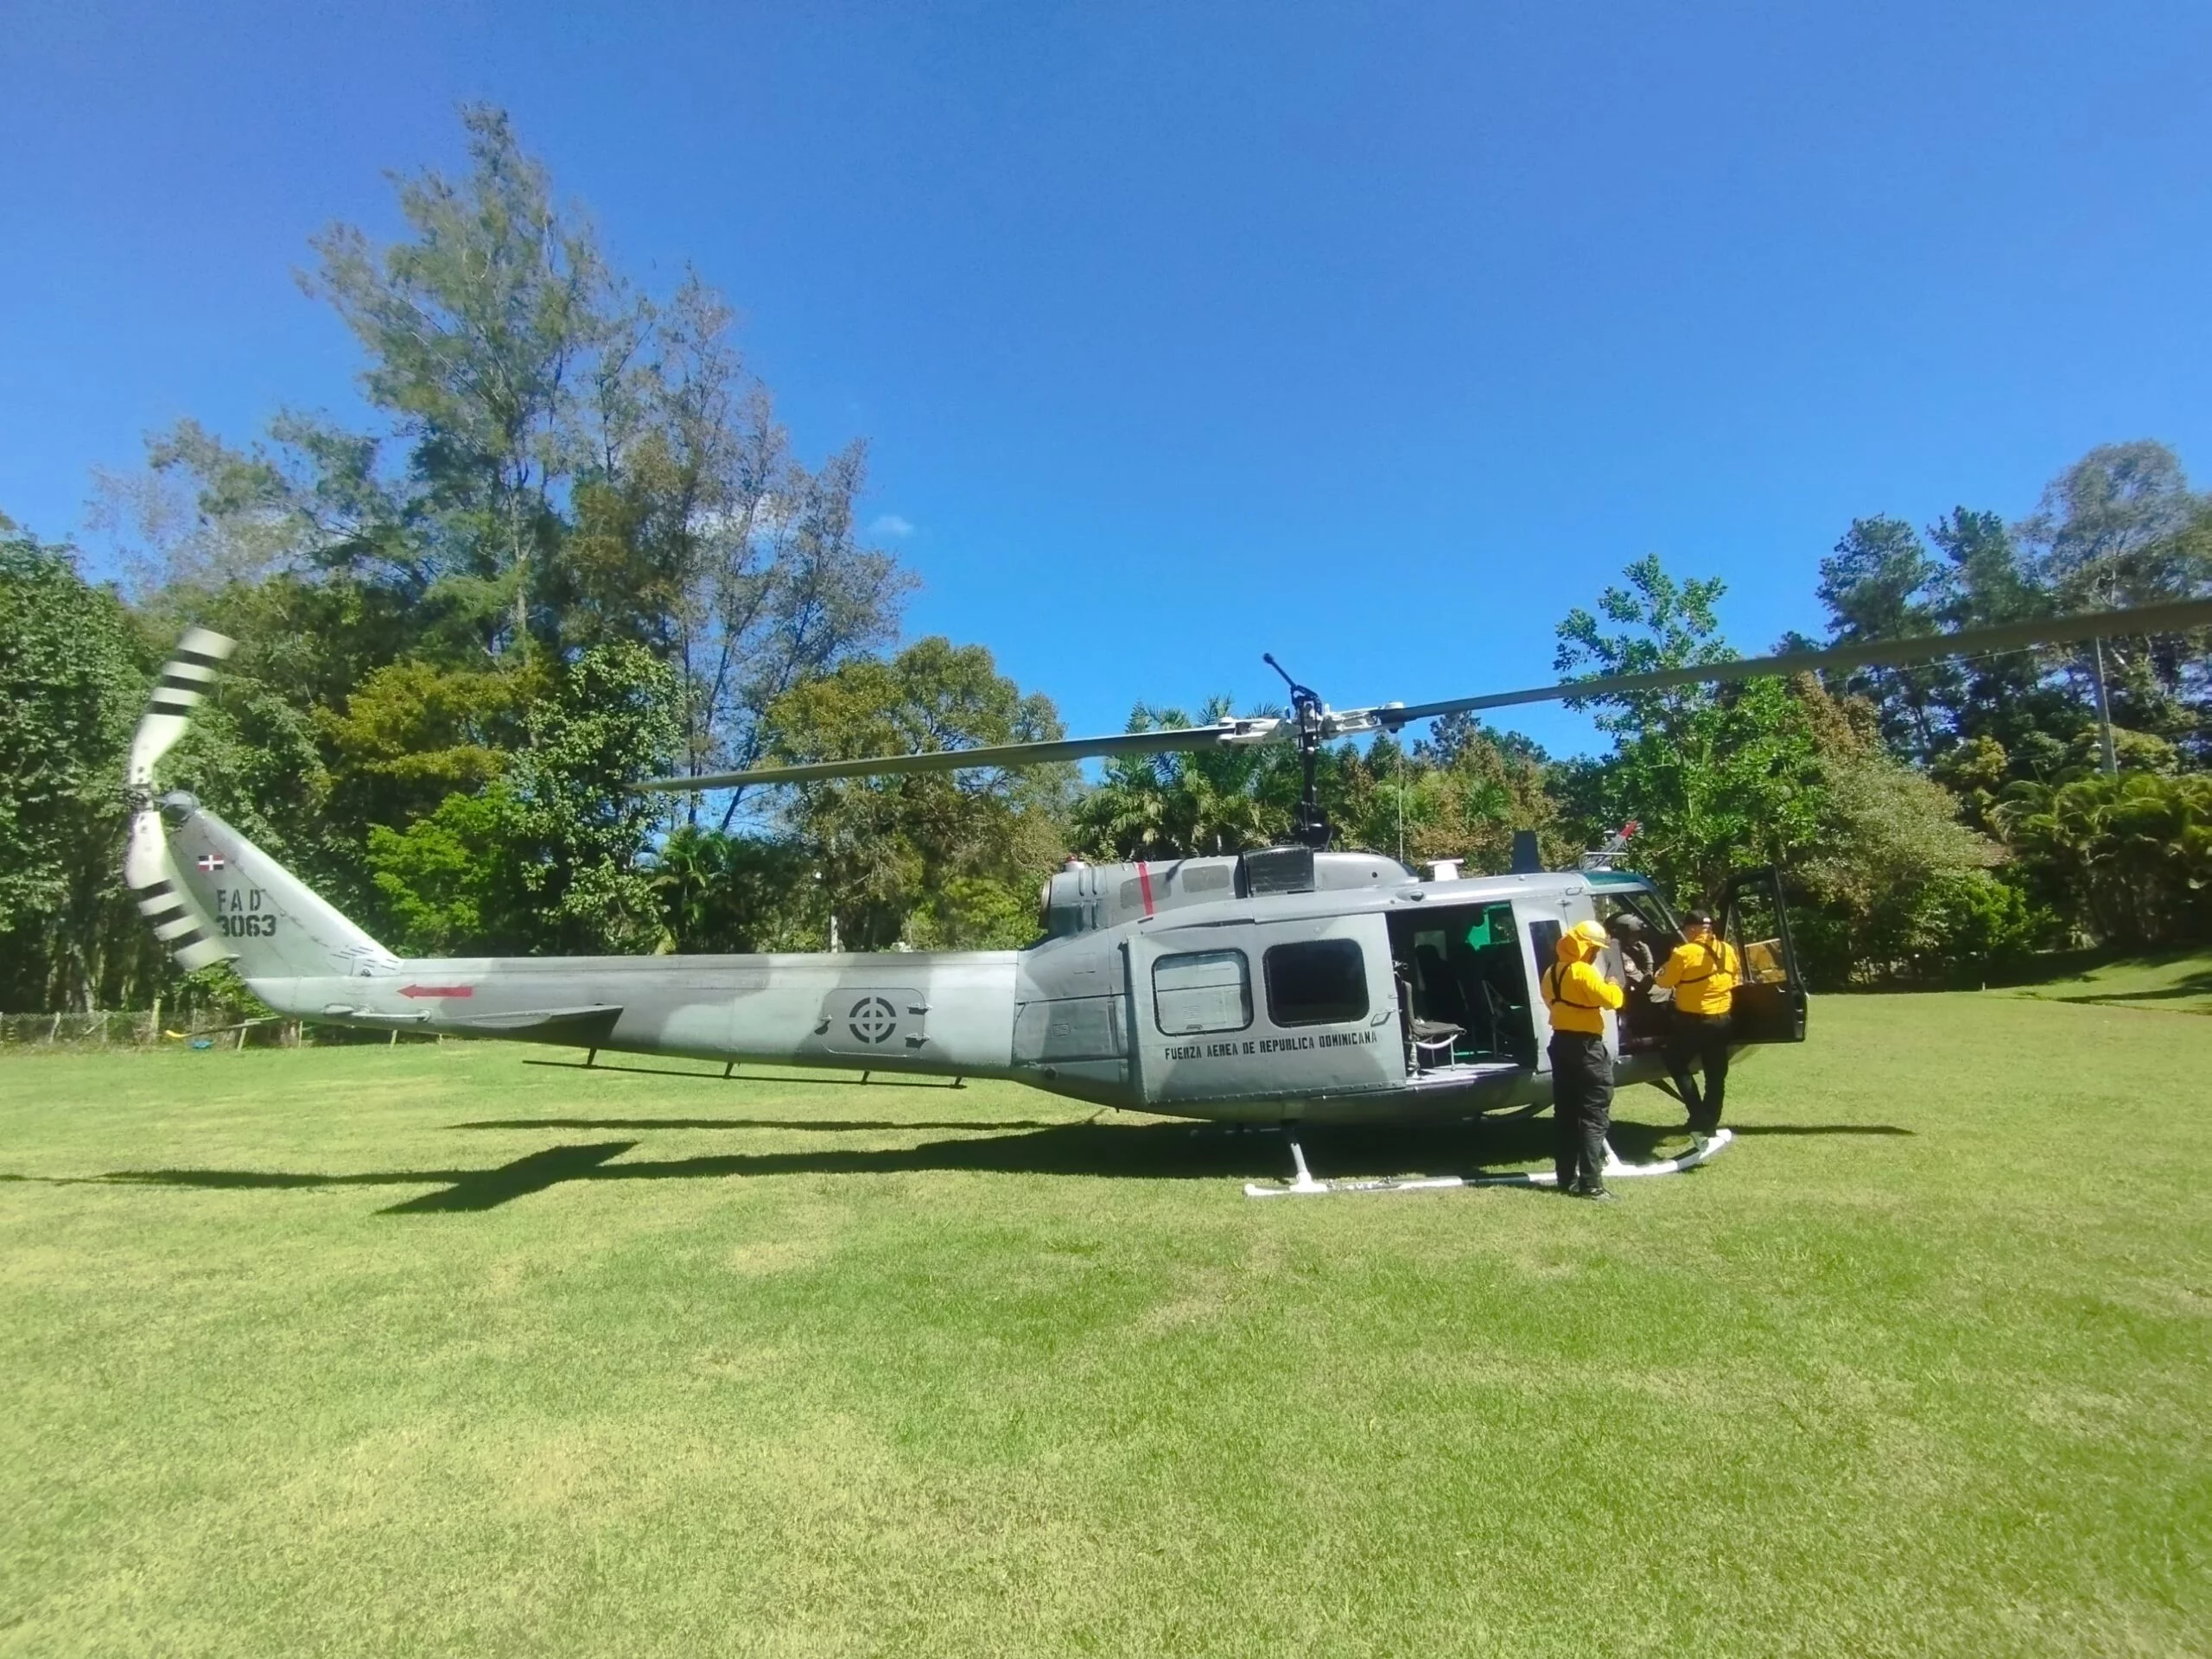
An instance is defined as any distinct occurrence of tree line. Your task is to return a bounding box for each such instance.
[3,111,2207,1014]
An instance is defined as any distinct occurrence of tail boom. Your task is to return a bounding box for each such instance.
[264,950,1020,1077]
[122,628,1024,1083]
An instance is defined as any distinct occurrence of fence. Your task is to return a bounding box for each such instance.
[0,1012,435,1052]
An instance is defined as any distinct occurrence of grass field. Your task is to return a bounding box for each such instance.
[1999,949,2212,1016]
[3,980,2209,1656]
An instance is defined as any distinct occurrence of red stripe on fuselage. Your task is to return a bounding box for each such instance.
[1136,861,1154,918]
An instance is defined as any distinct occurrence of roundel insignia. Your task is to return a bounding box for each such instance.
[848,995,899,1045]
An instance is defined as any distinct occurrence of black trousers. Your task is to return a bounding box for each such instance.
[1549,1032,1614,1192]
[1669,1010,1732,1134]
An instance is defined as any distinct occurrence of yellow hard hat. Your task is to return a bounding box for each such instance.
[1567,919,1610,949]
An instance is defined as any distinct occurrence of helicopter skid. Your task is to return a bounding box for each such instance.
[1243,1128,1733,1199]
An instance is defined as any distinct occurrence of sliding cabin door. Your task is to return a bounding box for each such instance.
[1130,917,1399,1109]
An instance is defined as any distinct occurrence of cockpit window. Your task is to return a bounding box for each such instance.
[1595,884,1679,943]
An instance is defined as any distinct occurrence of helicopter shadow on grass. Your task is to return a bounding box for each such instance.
[2024,966,2212,1010]
[55,1115,1913,1215]
[451,1116,1062,1134]
[76,1122,1540,1213]
[61,1117,1614,1214]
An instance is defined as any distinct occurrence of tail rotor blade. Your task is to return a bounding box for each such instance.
[123,629,239,976]
[127,628,236,790]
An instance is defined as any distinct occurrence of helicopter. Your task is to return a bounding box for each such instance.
[124,597,2212,1196]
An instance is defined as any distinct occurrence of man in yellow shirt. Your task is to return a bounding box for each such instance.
[1653,909,1741,1143]
[1543,919,1626,1199]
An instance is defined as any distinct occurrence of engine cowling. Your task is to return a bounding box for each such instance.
[1039,848,1415,937]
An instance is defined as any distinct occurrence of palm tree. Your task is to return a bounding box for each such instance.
[1993,772,2212,947]
[1073,699,1289,859]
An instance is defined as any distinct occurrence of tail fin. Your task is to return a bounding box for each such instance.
[163,798,399,980]
[124,631,400,982]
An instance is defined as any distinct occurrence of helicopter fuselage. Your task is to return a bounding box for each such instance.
[155,787,1804,1126]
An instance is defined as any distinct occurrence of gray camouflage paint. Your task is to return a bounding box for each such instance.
[146,791,1711,1125]
[127,633,1795,1126]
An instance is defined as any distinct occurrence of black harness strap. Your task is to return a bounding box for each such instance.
[1673,939,1733,986]
[1545,963,1601,1009]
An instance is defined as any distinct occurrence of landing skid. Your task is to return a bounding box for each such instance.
[1243,1129,1733,1199]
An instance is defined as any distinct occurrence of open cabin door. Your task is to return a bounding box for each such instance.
[1722,865,1807,1044]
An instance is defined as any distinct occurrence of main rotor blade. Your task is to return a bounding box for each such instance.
[637,718,1284,792]
[641,597,2212,790]
[1382,597,2212,726]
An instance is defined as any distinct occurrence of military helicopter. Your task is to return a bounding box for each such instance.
[125,597,2212,1196]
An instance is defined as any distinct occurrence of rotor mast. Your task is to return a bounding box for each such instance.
[1263,653,1332,850]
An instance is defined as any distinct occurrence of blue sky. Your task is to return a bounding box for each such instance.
[5,0,2208,757]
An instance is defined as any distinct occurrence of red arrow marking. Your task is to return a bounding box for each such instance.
[398,984,475,1000]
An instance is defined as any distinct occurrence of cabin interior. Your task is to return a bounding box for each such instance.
[1385,900,1537,1073]
[1386,886,1689,1076]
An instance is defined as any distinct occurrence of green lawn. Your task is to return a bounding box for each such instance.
[3,985,2208,1656]
[2001,949,2212,1015]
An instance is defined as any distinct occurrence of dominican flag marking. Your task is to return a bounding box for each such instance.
[195,854,226,872]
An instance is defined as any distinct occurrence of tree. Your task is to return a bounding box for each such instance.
[13,107,938,1001]
[1554,556,1824,904]
[650,824,817,954]
[2014,442,2210,755]
[1991,772,2212,949]
[1806,455,2211,793]
[543,275,917,798]
[1073,699,1292,861]
[2017,441,2201,605]
[318,658,541,842]
[1925,508,2080,762]
[505,642,683,952]
[0,533,153,1010]
[1788,676,2036,985]
[681,439,916,826]
[1071,704,1567,875]
[759,639,1071,950]
[365,785,529,956]
[1338,725,1568,873]
[366,643,680,954]
[308,105,626,655]
[1816,516,1958,761]
[119,111,915,796]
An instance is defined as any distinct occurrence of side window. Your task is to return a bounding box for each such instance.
[1263,939,1369,1027]
[1527,918,1562,998]
[1153,950,1252,1034]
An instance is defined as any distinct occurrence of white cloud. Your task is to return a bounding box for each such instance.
[868,513,915,539]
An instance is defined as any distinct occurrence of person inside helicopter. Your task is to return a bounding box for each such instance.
[1595,895,1674,1055]
[1607,911,1656,988]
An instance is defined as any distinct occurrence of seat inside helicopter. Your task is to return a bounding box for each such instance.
[1387,901,1538,1075]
